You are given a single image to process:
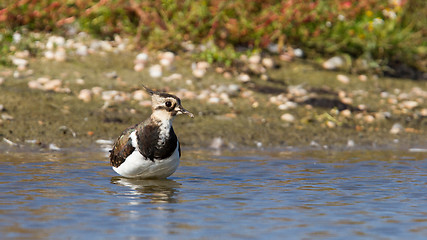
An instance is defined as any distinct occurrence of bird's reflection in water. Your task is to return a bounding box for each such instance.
[111,177,181,204]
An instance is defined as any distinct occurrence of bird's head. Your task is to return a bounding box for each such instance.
[142,85,194,121]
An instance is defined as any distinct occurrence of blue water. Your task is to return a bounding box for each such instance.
[0,149,426,239]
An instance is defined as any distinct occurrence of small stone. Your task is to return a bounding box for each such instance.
[192,68,206,78]
[358,104,367,111]
[149,65,162,78]
[3,138,18,146]
[76,45,88,56]
[49,143,61,151]
[293,48,304,57]
[262,58,274,68]
[347,139,355,148]
[139,100,152,107]
[161,51,175,62]
[248,55,261,64]
[196,61,210,70]
[159,58,172,67]
[401,100,418,109]
[44,79,62,91]
[76,78,85,85]
[237,73,250,82]
[341,97,353,105]
[135,53,148,63]
[323,56,345,70]
[280,113,295,122]
[358,75,368,82]
[278,101,297,110]
[390,123,404,134]
[1,113,14,120]
[105,71,118,79]
[78,89,92,102]
[132,90,146,101]
[337,74,350,84]
[260,74,269,81]
[364,115,375,123]
[0,77,4,85]
[340,109,352,118]
[208,97,220,104]
[54,48,67,62]
[420,108,427,117]
[28,80,43,89]
[252,101,259,108]
[44,50,55,60]
[11,58,28,67]
[326,120,336,128]
[223,72,232,79]
[210,137,223,150]
[134,63,144,72]
[91,87,103,95]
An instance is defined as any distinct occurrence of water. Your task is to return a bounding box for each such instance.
[0,148,426,239]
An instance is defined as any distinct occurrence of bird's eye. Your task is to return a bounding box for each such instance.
[165,101,172,107]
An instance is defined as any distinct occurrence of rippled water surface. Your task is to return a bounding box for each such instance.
[0,148,426,239]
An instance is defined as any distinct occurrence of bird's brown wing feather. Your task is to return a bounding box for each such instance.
[109,126,136,168]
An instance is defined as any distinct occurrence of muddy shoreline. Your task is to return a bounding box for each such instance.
[1,47,426,152]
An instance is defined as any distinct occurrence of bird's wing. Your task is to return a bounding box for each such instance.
[110,126,136,168]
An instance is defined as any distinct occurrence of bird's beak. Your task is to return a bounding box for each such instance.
[178,106,194,118]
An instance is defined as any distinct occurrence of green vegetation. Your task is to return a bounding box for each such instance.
[1,0,426,74]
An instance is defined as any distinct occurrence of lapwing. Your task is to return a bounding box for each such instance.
[109,85,193,179]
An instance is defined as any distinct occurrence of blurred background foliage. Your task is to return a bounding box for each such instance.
[0,0,426,74]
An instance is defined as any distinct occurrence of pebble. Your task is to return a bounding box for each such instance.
[135,53,148,63]
[358,75,368,82]
[390,123,404,134]
[149,65,162,78]
[248,55,261,64]
[78,89,92,102]
[43,79,62,91]
[91,87,103,95]
[293,48,304,58]
[401,100,418,109]
[11,57,28,67]
[76,78,85,85]
[3,138,18,146]
[95,139,114,145]
[132,90,146,101]
[192,68,206,78]
[363,115,375,123]
[280,113,295,122]
[76,45,88,56]
[49,143,61,151]
[326,120,336,128]
[278,101,297,110]
[323,56,345,70]
[347,139,355,148]
[54,48,67,62]
[0,77,4,85]
[262,58,274,69]
[1,113,14,120]
[134,63,144,72]
[340,109,352,118]
[237,73,250,82]
[210,137,223,150]
[44,50,55,60]
[337,74,350,84]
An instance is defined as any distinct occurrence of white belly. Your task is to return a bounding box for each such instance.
[112,143,180,179]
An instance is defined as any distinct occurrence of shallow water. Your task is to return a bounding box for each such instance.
[0,148,426,239]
